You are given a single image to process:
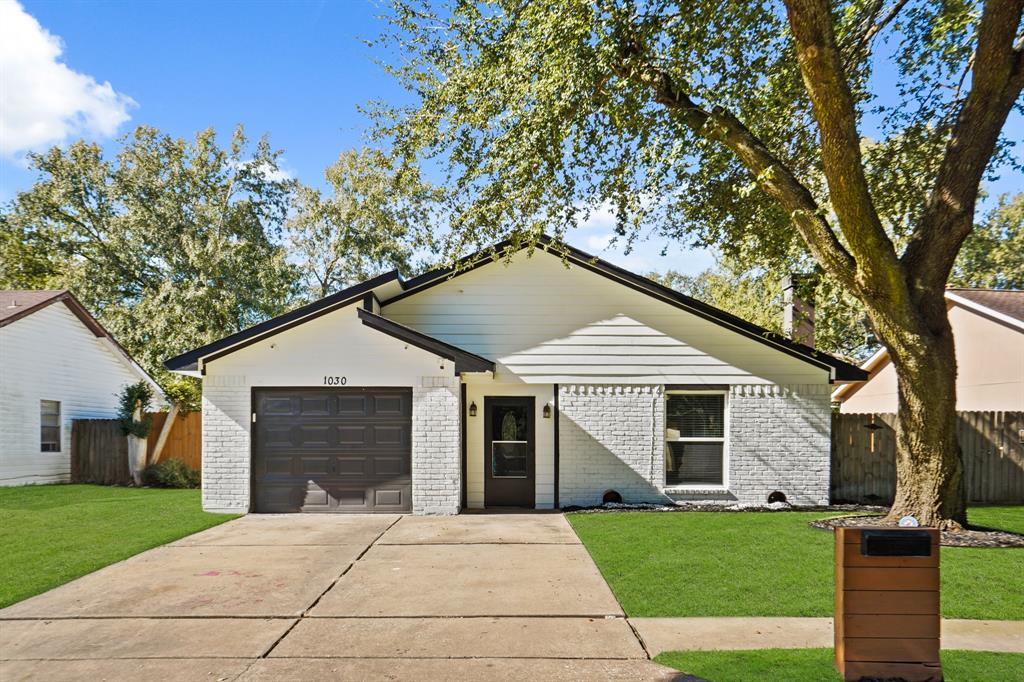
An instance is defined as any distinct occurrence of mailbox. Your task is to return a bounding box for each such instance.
[835,526,941,681]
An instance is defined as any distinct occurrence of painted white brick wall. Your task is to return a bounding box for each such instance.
[201,375,251,513]
[557,383,831,507]
[201,374,462,515]
[558,385,669,507]
[412,377,461,515]
[727,384,831,505]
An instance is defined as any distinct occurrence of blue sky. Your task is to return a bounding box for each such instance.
[1,1,1018,277]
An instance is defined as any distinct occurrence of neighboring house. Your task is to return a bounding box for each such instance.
[0,291,167,486]
[166,237,865,515]
[833,288,1024,413]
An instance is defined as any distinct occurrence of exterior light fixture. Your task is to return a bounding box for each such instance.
[469,401,477,417]
[543,403,552,419]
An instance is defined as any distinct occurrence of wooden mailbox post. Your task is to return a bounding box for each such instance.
[835,526,941,681]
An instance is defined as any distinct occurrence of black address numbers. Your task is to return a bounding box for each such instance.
[323,376,348,386]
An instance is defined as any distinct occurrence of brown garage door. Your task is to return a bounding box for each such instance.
[252,388,412,513]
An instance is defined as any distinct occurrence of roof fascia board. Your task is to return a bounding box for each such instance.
[356,308,495,374]
[945,291,1024,332]
[164,271,400,372]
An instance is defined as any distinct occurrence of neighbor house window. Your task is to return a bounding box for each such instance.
[41,400,61,452]
[665,392,726,486]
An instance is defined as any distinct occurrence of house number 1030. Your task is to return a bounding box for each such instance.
[323,376,347,386]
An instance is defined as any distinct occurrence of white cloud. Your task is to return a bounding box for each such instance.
[0,0,135,158]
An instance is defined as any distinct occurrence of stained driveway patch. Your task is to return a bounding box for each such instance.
[0,618,292,660]
[0,544,365,618]
[0,658,253,682]
[271,616,644,659]
[309,543,623,617]
[378,513,580,545]
[170,513,399,547]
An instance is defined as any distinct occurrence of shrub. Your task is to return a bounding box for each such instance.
[142,459,200,488]
[117,381,154,438]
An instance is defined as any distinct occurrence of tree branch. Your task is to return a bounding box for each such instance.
[784,0,902,293]
[902,0,1024,292]
[612,41,858,289]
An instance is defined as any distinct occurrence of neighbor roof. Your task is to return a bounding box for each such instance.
[832,287,1024,402]
[945,288,1024,328]
[165,236,867,381]
[1,289,167,401]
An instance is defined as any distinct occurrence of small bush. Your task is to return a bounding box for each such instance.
[142,459,200,489]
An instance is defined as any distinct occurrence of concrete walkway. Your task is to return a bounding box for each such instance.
[0,513,680,681]
[630,617,1024,656]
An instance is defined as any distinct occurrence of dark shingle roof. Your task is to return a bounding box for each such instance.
[0,290,67,324]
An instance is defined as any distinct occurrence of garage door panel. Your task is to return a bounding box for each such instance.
[373,394,410,417]
[260,397,296,416]
[335,457,369,476]
[373,456,405,477]
[338,395,370,416]
[253,388,412,513]
[299,396,332,415]
[295,424,331,447]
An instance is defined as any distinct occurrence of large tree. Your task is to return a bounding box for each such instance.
[288,148,436,301]
[0,125,299,379]
[373,0,1024,527]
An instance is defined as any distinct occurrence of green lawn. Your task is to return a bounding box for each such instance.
[568,507,1024,620]
[654,648,1024,682]
[0,484,237,608]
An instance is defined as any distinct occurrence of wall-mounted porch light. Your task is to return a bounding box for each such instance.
[469,401,477,417]
[543,403,552,419]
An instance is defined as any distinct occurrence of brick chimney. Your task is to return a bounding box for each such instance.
[782,274,816,348]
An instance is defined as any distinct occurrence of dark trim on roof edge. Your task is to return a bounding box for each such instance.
[164,271,400,371]
[164,235,866,381]
[381,236,867,382]
[357,308,495,374]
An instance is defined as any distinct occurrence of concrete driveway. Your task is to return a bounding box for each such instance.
[0,513,681,681]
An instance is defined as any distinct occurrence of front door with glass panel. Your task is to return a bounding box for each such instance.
[484,397,535,507]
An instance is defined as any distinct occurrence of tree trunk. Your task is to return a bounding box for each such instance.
[883,315,966,529]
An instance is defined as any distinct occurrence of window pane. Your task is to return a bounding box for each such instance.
[492,441,528,478]
[491,404,527,441]
[667,394,724,438]
[665,441,723,485]
[40,400,61,452]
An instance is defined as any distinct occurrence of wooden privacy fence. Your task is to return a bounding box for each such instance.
[71,411,201,484]
[832,411,1024,504]
[146,411,201,469]
[71,419,130,485]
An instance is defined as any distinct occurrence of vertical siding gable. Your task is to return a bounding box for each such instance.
[382,250,829,385]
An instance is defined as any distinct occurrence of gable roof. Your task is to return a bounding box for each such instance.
[944,288,1024,330]
[165,236,867,381]
[831,287,1024,402]
[1,289,167,401]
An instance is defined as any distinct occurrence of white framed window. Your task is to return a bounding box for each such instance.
[41,400,61,452]
[665,390,727,487]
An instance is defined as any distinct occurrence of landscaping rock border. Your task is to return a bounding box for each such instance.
[810,514,1024,548]
[564,502,889,514]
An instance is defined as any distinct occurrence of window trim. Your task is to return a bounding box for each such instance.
[664,389,729,490]
[40,399,62,454]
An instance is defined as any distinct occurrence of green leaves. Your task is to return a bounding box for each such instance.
[1,125,300,381]
[287,148,436,300]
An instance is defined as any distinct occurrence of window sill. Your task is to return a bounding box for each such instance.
[663,485,729,493]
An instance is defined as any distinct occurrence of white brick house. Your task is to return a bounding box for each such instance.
[166,237,865,514]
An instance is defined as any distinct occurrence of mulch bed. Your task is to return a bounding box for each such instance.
[564,502,890,514]
[810,514,1024,548]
